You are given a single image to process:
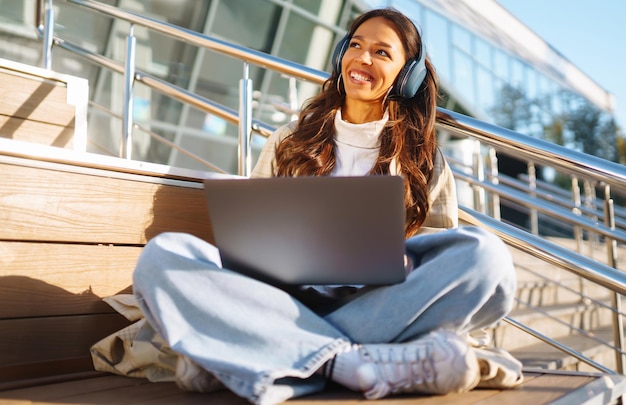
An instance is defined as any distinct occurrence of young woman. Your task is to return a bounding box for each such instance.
[132,8,518,405]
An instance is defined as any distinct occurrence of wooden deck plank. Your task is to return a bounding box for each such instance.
[0,361,98,391]
[0,66,79,150]
[0,375,146,402]
[0,314,131,380]
[43,380,193,405]
[0,162,213,245]
[0,70,74,126]
[0,242,138,319]
[465,373,593,404]
[0,114,75,148]
[0,371,621,405]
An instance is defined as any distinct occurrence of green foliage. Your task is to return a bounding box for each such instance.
[490,84,533,131]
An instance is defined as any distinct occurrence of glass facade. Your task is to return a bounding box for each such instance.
[0,0,617,173]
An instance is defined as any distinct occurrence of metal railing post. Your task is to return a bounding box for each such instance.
[584,180,598,258]
[572,176,587,303]
[488,147,501,220]
[238,62,253,176]
[121,23,136,159]
[42,0,54,69]
[572,176,583,253]
[604,185,625,375]
[528,162,538,235]
[571,176,589,304]
[472,141,485,213]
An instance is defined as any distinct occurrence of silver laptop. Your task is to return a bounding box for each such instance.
[203,175,406,285]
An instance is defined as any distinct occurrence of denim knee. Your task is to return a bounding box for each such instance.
[462,226,517,306]
[133,232,189,289]
[133,232,222,289]
[461,226,514,273]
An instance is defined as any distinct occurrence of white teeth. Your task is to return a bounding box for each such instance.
[350,72,372,82]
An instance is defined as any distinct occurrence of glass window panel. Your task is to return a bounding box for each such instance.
[212,0,280,52]
[149,0,209,29]
[279,10,317,65]
[474,38,491,69]
[452,49,475,105]
[511,59,524,88]
[196,51,242,109]
[525,68,538,100]
[136,1,209,85]
[293,0,323,14]
[189,0,279,121]
[493,49,508,80]
[536,74,547,97]
[55,3,114,53]
[143,30,197,87]
[185,108,235,138]
[549,81,563,115]
[268,9,325,122]
[424,10,450,80]
[451,25,471,51]
[476,66,495,119]
[528,105,543,137]
[0,0,27,24]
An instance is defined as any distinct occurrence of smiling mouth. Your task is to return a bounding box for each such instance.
[349,71,373,82]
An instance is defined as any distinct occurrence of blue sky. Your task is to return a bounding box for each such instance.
[497,0,626,132]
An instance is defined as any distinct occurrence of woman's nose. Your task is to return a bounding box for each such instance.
[355,50,372,64]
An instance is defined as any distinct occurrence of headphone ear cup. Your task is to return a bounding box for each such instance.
[331,35,350,75]
[393,52,427,98]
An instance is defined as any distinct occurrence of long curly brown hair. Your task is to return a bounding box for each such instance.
[274,8,440,237]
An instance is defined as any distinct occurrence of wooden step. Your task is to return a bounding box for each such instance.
[0,143,221,385]
[509,326,623,372]
[0,58,88,151]
[0,371,624,405]
[1,143,624,403]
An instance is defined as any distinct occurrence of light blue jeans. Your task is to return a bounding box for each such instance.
[133,226,516,405]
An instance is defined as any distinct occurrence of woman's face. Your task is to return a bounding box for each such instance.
[341,16,407,106]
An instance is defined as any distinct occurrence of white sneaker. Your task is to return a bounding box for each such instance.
[332,330,480,399]
[175,355,224,393]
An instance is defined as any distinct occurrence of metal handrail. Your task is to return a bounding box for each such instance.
[503,316,616,375]
[88,102,229,174]
[460,207,626,296]
[51,36,276,142]
[453,169,626,244]
[46,0,626,194]
[495,174,626,229]
[437,111,626,193]
[517,173,626,222]
[35,0,626,377]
